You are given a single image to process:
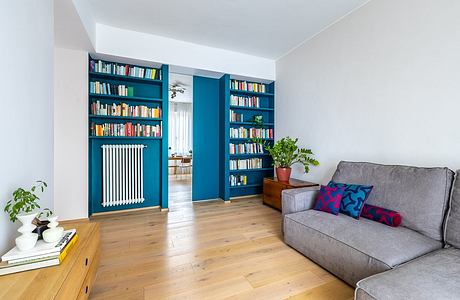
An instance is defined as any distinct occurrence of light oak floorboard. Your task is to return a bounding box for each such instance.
[90,195,353,299]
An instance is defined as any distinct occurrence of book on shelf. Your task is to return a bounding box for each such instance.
[229,143,264,155]
[90,122,162,138]
[0,230,78,276]
[230,95,260,108]
[90,59,162,80]
[90,81,134,97]
[229,110,244,122]
[91,101,162,119]
[230,175,247,186]
[229,127,273,139]
[230,80,266,93]
[229,158,263,170]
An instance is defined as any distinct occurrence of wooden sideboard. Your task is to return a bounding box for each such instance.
[263,177,319,211]
[0,222,100,300]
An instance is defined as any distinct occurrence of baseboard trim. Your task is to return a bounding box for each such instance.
[60,217,89,225]
[230,194,262,200]
[160,208,169,212]
[193,198,224,203]
[90,206,160,218]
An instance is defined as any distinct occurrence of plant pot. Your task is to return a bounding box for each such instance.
[33,220,50,240]
[276,167,292,182]
[15,212,39,251]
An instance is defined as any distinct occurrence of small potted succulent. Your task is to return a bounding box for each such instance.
[4,181,53,250]
[266,137,319,182]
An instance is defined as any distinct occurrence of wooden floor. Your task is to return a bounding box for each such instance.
[90,192,353,299]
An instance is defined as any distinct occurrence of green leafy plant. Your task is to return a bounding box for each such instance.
[4,181,52,223]
[265,137,319,173]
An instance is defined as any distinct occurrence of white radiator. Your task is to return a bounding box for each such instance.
[101,144,146,207]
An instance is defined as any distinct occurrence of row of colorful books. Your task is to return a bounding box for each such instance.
[229,110,244,122]
[229,143,264,155]
[230,95,260,108]
[90,81,134,97]
[90,122,162,137]
[229,175,247,186]
[229,158,263,170]
[90,59,162,80]
[230,80,267,93]
[229,127,274,139]
[0,229,77,275]
[91,101,162,119]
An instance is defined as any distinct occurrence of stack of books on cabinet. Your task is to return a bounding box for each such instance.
[0,229,78,275]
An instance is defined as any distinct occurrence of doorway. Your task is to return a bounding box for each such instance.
[168,73,193,209]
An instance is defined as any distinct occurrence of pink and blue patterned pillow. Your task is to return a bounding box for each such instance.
[361,204,402,227]
[327,181,373,219]
[313,185,345,215]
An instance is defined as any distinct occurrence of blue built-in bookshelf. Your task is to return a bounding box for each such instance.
[219,75,275,201]
[88,55,169,215]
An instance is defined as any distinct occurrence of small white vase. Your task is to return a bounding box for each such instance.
[15,212,39,251]
[43,216,64,243]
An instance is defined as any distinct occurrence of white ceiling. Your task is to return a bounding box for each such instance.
[85,0,369,59]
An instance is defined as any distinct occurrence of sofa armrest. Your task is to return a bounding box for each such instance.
[282,186,319,217]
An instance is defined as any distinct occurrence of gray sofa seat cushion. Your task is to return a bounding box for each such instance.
[445,170,460,248]
[284,210,442,286]
[356,248,460,300]
[332,161,454,241]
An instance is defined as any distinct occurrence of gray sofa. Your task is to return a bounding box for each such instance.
[282,161,457,298]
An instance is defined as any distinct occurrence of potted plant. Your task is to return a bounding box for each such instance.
[4,181,52,250]
[266,137,319,182]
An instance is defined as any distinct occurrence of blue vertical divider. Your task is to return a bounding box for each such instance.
[192,76,220,201]
[161,64,169,209]
[219,75,230,201]
[88,55,169,215]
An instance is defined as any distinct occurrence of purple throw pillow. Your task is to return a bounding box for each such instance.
[313,185,345,215]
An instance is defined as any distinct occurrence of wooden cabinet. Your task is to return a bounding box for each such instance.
[0,222,100,300]
[263,177,318,210]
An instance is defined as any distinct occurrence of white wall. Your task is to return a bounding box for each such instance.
[0,1,54,254]
[54,48,88,220]
[276,0,460,184]
[96,24,275,80]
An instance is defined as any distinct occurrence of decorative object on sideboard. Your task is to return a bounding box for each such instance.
[265,137,319,182]
[3,181,53,251]
[42,215,64,243]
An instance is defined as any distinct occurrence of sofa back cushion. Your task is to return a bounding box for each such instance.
[332,161,454,241]
[445,170,460,248]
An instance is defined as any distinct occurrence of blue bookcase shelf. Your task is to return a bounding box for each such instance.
[88,55,169,215]
[219,75,275,200]
[89,115,162,122]
[89,93,163,103]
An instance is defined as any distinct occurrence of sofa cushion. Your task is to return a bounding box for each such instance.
[332,161,454,241]
[284,210,442,286]
[361,204,402,227]
[356,248,460,300]
[445,170,460,248]
[328,181,373,219]
[313,185,344,215]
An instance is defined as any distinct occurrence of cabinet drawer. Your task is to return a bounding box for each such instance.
[77,248,100,300]
[56,227,100,299]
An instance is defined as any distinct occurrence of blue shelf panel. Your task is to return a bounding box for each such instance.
[229,184,262,189]
[89,71,162,84]
[229,153,270,157]
[230,121,274,126]
[89,93,163,103]
[229,168,273,173]
[89,115,162,122]
[230,89,274,97]
[230,137,274,141]
[89,136,162,140]
[229,105,274,112]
